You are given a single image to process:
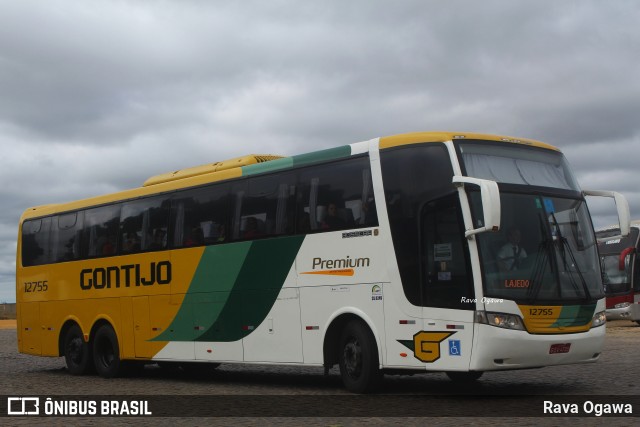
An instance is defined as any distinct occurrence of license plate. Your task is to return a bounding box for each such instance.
[549,343,571,354]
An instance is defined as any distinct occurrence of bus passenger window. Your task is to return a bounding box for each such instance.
[298,156,376,233]
[120,196,170,254]
[52,212,83,262]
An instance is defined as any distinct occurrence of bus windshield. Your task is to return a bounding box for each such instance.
[473,193,602,303]
[460,142,602,304]
[459,142,580,191]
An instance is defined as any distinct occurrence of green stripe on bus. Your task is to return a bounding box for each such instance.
[241,146,351,177]
[195,235,305,342]
[291,145,351,167]
[152,243,252,342]
[152,235,305,342]
[242,157,294,176]
[550,304,596,328]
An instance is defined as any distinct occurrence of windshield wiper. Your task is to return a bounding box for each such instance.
[550,212,591,301]
[527,212,552,302]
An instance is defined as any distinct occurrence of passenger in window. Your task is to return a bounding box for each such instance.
[497,227,527,271]
[184,226,204,247]
[102,238,115,255]
[322,202,346,230]
[123,232,140,253]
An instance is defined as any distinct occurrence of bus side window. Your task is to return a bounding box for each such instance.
[52,212,84,262]
[174,183,230,248]
[238,173,296,240]
[120,196,170,254]
[81,204,121,258]
[21,217,51,267]
[297,156,377,233]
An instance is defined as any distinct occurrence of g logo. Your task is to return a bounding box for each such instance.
[413,331,455,363]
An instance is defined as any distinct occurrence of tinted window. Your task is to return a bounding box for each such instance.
[236,173,296,240]
[381,144,455,305]
[52,212,84,262]
[422,195,474,309]
[298,156,377,233]
[120,196,171,254]
[81,204,121,258]
[174,184,230,248]
[21,217,51,266]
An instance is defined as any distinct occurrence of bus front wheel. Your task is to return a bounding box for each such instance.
[93,324,123,378]
[338,320,381,393]
[63,324,92,375]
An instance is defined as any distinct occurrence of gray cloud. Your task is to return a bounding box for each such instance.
[1,0,639,302]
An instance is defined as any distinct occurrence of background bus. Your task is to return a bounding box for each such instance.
[596,221,640,325]
[17,131,630,393]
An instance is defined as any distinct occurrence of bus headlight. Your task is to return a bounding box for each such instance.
[613,302,631,309]
[476,311,525,331]
[591,311,606,328]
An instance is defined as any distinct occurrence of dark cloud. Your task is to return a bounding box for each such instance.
[1,0,639,301]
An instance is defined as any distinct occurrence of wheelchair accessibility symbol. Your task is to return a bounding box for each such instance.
[449,339,461,356]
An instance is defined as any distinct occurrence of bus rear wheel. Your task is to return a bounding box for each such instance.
[93,324,123,378]
[338,320,381,393]
[63,324,92,375]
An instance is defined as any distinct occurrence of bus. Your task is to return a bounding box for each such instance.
[596,221,640,325]
[17,131,630,393]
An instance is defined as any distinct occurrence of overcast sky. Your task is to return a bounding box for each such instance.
[1,0,639,303]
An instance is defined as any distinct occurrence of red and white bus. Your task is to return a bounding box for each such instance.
[597,221,640,325]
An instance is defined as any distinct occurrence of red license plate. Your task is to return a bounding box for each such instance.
[549,343,571,354]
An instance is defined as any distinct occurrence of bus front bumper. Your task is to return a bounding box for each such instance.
[469,323,605,372]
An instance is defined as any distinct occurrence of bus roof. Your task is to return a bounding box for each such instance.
[378,131,558,151]
[20,131,560,221]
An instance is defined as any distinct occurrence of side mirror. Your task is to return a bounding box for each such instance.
[452,176,501,238]
[583,190,630,238]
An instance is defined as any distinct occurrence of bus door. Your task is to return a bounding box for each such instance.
[419,194,475,371]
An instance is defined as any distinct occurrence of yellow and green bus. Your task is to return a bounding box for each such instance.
[17,131,629,392]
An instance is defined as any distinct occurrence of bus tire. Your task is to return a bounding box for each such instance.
[93,324,123,378]
[338,320,381,393]
[63,324,92,375]
[446,371,483,382]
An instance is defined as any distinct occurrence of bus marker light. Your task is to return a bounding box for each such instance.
[305,326,319,330]
[400,353,407,358]
[446,324,464,330]
[399,320,416,325]
[207,349,212,353]
[242,325,255,331]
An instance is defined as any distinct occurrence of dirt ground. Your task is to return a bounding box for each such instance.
[0,319,16,329]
